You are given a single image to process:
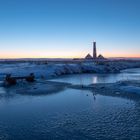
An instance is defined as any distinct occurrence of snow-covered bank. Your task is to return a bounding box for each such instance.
[104,80,140,95]
[2,79,140,98]
[70,80,140,99]
[0,61,140,80]
[0,80,71,96]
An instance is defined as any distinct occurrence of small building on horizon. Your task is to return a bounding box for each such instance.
[85,53,93,59]
[97,54,105,59]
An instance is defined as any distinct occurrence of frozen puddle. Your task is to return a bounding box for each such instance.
[0,80,71,96]
[50,68,140,85]
[0,68,140,139]
[0,89,140,139]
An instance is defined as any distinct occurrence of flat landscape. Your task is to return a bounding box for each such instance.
[0,60,140,139]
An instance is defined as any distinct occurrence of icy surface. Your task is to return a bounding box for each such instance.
[0,62,140,139]
[0,89,140,140]
[0,61,140,81]
[49,69,140,85]
[120,85,140,94]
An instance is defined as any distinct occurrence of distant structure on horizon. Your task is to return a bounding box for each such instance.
[93,41,97,59]
[85,41,105,60]
[85,53,93,59]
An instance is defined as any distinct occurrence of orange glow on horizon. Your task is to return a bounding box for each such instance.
[0,50,139,59]
[0,54,139,59]
[104,52,140,58]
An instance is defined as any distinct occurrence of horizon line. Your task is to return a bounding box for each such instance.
[0,56,140,60]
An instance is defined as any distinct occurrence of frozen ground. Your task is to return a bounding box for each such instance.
[0,60,140,81]
[0,61,140,139]
[70,80,140,99]
[0,80,70,96]
[1,79,140,98]
[0,61,140,96]
[0,78,140,139]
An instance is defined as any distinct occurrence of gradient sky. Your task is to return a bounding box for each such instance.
[0,0,140,58]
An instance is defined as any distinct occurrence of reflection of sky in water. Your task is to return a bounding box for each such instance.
[50,68,140,85]
[92,76,98,84]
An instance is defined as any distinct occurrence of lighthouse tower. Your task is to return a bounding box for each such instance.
[93,41,97,59]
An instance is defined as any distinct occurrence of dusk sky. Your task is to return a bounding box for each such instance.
[0,0,140,58]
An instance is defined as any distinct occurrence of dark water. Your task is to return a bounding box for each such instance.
[0,68,140,139]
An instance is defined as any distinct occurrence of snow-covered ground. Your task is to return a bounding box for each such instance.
[0,61,140,80]
[0,60,140,96]
[70,80,140,99]
[1,60,140,140]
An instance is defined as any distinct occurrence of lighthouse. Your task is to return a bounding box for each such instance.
[85,41,105,60]
[93,41,97,59]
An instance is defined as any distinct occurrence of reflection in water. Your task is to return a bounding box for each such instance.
[50,68,140,85]
[92,76,97,84]
[91,90,96,101]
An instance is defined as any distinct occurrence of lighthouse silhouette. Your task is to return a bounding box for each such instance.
[93,41,97,59]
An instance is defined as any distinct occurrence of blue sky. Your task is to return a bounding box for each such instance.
[0,0,140,58]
